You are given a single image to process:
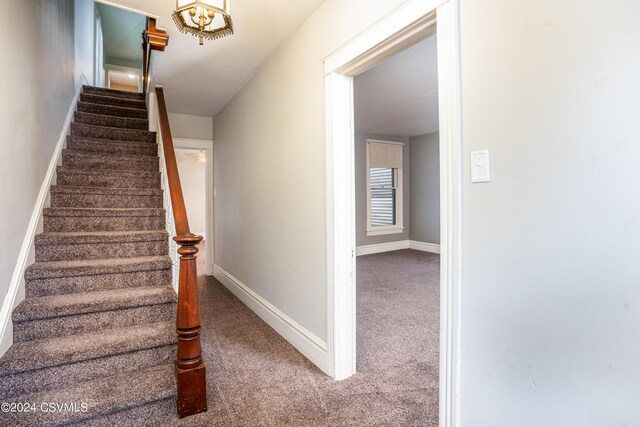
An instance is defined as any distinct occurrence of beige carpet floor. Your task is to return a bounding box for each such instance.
[166,248,439,426]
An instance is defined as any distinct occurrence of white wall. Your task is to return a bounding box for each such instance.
[74,0,95,85]
[409,132,439,244]
[459,1,640,425]
[0,0,79,348]
[176,149,207,237]
[355,134,410,247]
[168,113,214,140]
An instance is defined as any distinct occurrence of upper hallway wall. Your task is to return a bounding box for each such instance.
[168,113,214,140]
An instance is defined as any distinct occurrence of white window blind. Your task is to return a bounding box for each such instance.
[370,168,396,226]
[368,142,403,169]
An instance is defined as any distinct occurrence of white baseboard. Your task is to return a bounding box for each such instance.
[0,75,87,358]
[409,240,441,254]
[356,240,441,256]
[356,240,410,256]
[213,264,330,375]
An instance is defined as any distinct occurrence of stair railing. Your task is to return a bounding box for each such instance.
[142,18,150,95]
[155,87,208,418]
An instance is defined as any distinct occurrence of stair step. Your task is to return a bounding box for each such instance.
[62,149,159,172]
[25,256,172,298]
[1,364,176,426]
[82,85,145,100]
[56,166,161,189]
[13,286,176,342]
[43,207,165,232]
[0,323,175,401]
[35,230,168,262]
[80,395,176,427]
[67,135,158,157]
[74,111,149,131]
[80,92,147,110]
[25,255,171,281]
[77,101,148,120]
[51,185,163,209]
[71,122,156,143]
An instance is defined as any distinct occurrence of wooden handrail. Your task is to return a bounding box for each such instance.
[142,18,169,95]
[142,19,149,95]
[155,87,208,418]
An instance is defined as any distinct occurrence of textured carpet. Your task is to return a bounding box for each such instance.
[165,248,440,426]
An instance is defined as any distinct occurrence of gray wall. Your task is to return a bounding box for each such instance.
[460,1,640,425]
[168,113,214,140]
[0,0,78,315]
[409,132,440,244]
[355,134,410,246]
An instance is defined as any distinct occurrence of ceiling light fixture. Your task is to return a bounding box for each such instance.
[172,0,233,46]
[128,74,136,79]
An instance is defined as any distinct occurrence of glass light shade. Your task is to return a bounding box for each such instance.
[173,0,233,44]
[176,0,228,15]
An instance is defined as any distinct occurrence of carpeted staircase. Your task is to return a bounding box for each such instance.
[0,86,178,426]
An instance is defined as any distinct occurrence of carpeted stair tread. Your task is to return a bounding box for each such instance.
[25,256,171,280]
[56,168,161,189]
[74,111,149,130]
[67,134,155,146]
[34,231,169,262]
[62,149,159,172]
[63,148,159,163]
[44,207,165,218]
[0,322,175,375]
[67,135,157,156]
[50,185,162,197]
[35,230,167,245]
[80,92,147,110]
[13,286,176,322]
[71,122,156,143]
[82,85,145,100]
[1,364,175,427]
[43,207,166,233]
[57,166,160,183]
[77,101,148,119]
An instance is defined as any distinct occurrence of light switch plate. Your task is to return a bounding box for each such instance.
[471,150,491,183]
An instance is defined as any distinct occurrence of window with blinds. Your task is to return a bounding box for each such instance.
[370,168,397,226]
[366,140,403,235]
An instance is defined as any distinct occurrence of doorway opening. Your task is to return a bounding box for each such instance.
[176,148,208,238]
[324,1,462,425]
[172,139,215,276]
[352,33,441,421]
[94,2,147,91]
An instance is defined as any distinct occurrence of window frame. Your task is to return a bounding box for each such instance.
[365,139,404,236]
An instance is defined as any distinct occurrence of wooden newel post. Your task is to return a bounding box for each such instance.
[175,233,207,418]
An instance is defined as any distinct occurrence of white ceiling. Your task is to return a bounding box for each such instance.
[354,34,439,137]
[102,0,326,116]
[97,3,147,65]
